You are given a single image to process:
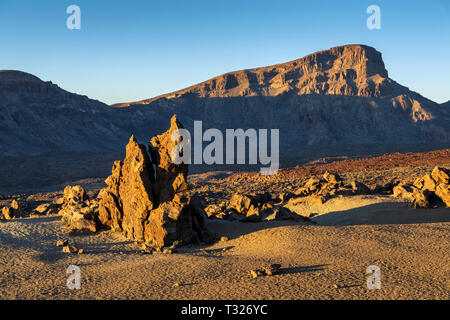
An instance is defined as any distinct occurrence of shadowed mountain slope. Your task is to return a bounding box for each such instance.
[1,45,449,159]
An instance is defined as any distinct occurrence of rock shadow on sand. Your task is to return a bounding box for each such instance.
[279,264,328,275]
[311,202,450,226]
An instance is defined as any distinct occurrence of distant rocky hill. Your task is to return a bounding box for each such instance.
[0,70,127,156]
[116,45,450,154]
[1,45,449,175]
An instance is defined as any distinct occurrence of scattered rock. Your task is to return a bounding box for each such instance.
[33,203,51,215]
[250,264,282,278]
[393,184,416,201]
[2,206,14,220]
[58,185,100,234]
[62,244,80,254]
[264,207,297,221]
[220,236,229,242]
[66,211,98,235]
[62,185,88,205]
[294,171,350,199]
[0,199,24,219]
[351,181,371,195]
[393,167,450,208]
[56,240,69,247]
[229,194,255,214]
[323,171,341,184]
[412,188,430,208]
[204,204,222,218]
[263,264,281,276]
[250,270,263,278]
[275,192,294,204]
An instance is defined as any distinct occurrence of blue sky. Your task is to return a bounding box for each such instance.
[0,0,449,104]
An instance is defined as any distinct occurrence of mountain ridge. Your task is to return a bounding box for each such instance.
[0,44,449,159]
[113,44,404,107]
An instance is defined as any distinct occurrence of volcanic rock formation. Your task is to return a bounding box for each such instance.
[98,115,210,247]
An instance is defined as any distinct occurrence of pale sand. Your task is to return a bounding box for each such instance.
[0,197,449,300]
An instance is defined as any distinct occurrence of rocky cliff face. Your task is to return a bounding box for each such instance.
[1,45,449,160]
[0,70,134,156]
[117,45,394,103]
[119,45,450,153]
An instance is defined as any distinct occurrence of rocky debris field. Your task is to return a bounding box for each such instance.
[0,116,449,251]
[1,142,450,221]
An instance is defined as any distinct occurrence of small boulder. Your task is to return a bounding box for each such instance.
[229,194,254,214]
[265,207,297,221]
[351,181,371,195]
[263,264,281,276]
[56,240,69,247]
[63,185,88,205]
[62,243,79,254]
[204,204,222,218]
[323,171,341,184]
[2,207,14,220]
[65,211,98,235]
[250,269,264,278]
[393,184,416,201]
[275,192,294,204]
[243,205,262,222]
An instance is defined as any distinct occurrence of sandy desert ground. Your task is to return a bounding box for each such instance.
[0,195,448,300]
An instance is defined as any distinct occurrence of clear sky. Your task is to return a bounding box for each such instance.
[0,0,449,105]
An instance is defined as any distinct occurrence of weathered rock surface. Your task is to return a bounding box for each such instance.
[98,116,211,247]
[393,167,450,208]
[149,115,189,203]
[58,185,99,234]
[294,171,363,199]
[0,199,22,219]
[203,171,373,222]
